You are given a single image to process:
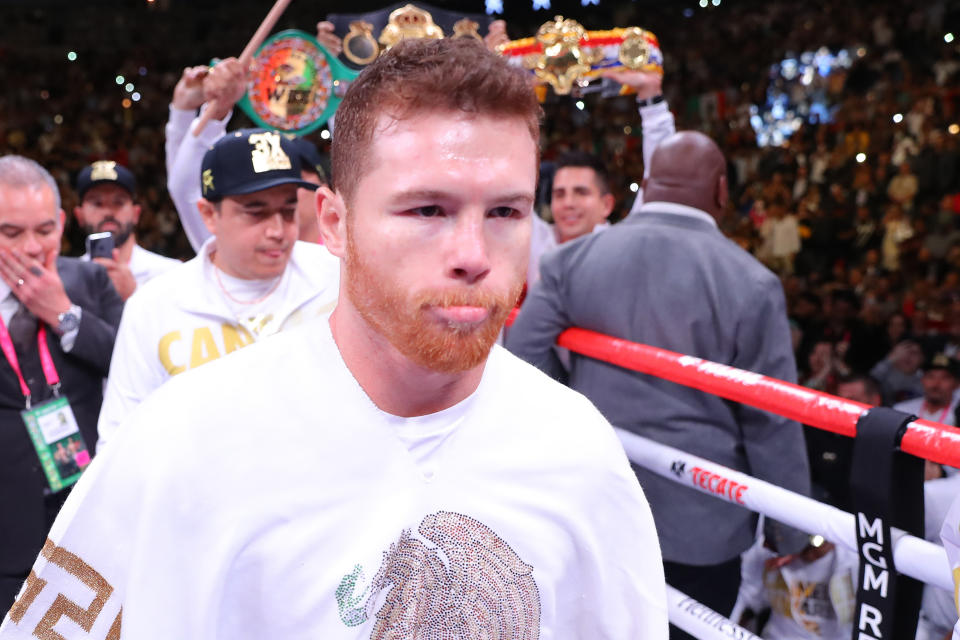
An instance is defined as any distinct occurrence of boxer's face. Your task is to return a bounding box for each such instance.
[331,110,535,373]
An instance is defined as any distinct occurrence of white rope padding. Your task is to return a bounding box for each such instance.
[615,428,953,592]
[667,585,762,640]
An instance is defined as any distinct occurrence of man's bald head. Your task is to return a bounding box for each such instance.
[642,131,728,219]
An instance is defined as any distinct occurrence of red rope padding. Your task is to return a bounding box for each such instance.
[504,309,960,469]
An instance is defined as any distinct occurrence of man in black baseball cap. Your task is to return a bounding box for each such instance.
[894,352,960,429]
[74,161,180,300]
[96,128,340,445]
[165,55,334,250]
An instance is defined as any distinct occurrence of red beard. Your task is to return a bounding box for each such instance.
[345,234,523,373]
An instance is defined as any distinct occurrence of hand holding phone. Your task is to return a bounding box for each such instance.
[85,232,115,260]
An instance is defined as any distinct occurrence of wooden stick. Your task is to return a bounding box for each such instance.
[192,0,293,136]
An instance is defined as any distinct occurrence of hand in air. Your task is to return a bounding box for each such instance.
[600,69,662,100]
[172,65,210,111]
[316,21,343,56]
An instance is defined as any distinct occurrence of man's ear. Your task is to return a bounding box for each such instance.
[716,173,729,211]
[198,198,218,235]
[601,192,615,220]
[131,203,142,224]
[317,186,347,258]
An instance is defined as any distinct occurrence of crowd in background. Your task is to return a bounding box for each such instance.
[1,0,960,386]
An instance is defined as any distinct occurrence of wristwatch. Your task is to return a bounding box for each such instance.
[56,304,82,335]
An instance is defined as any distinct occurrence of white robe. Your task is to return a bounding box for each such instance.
[1,320,667,639]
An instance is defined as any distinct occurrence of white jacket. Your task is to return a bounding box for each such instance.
[97,239,339,449]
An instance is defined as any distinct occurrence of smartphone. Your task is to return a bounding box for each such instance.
[85,232,115,259]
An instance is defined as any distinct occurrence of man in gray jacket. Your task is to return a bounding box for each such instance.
[506,131,810,635]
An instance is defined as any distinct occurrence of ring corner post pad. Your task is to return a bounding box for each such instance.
[849,406,924,640]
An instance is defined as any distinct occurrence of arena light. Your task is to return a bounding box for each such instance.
[856,152,866,163]
[949,124,960,135]
[532,0,550,9]
[575,100,585,110]
[122,98,132,109]
[53,115,63,125]
[892,113,903,124]
[698,0,708,7]
[115,75,125,85]
[485,0,503,14]
[630,182,639,193]
[711,0,720,6]
[623,126,632,134]
[132,92,142,102]
[946,33,955,44]
[67,51,77,62]
[125,83,135,93]
[320,129,331,140]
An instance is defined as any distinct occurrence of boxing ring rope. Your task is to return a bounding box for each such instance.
[504,310,960,469]
[558,327,960,470]
[666,585,762,640]
[616,428,953,592]
[503,310,960,635]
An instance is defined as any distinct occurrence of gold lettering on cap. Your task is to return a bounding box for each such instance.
[90,160,119,181]
[202,169,215,195]
[248,131,292,173]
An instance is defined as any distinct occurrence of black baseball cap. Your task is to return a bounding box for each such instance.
[924,352,960,377]
[76,161,137,201]
[200,128,320,202]
[285,135,329,184]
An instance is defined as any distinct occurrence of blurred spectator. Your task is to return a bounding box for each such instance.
[73,161,180,299]
[870,338,925,405]
[893,352,960,428]
[760,201,800,276]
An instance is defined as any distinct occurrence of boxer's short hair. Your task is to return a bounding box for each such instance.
[332,37,541,205]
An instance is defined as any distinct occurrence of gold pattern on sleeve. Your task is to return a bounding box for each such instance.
[105,610,122,640]
[7,570,46,624]
[12,539,121,640]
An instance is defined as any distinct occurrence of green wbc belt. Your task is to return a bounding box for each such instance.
[238,29,359,135]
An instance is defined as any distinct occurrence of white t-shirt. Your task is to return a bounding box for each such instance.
[2,319,667,639]
[738,537,857,640]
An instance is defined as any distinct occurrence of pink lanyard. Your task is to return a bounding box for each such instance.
[922,402,950,425]
[0,317,61,409]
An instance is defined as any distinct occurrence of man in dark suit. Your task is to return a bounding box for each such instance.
[506,132,810,635]
[0,156,124,615]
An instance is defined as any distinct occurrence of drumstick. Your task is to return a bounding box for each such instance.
[192,0,293,136]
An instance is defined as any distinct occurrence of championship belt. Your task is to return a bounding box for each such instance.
[329,2,492,70]
[497,16,663,96]
[237,30,360,135]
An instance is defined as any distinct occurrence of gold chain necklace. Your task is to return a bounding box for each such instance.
[212,259,282,306]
